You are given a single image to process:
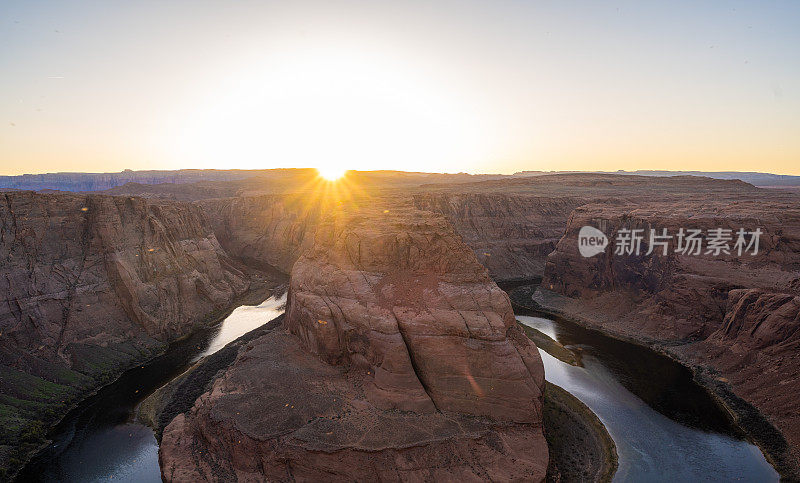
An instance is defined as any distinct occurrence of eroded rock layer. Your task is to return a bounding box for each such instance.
[0,191,251,472]
[198,194,321,273]
[159,205,549,481]
[541,198,800,474]
[412,174,761,282]
[413,193,584,281]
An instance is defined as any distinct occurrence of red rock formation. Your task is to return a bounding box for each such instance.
[413,174,762,282]
[287,207,545,420]
[413,193,584,281]
[159,205,549,481]
[198,194,321,273]
[0,191,251,473]
[541,198,800,473]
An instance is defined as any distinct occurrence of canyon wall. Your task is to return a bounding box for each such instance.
[413,193,584,281]
[158,205,549,481]
[412,175,761,282]
[0,169,255,192]
[197,195,322,273]
[5,173,790,479]
[0,191,251,474]
[541,198,800,473]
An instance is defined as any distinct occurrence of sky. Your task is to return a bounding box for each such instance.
[1,1,799,176]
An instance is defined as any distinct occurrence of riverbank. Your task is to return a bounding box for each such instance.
[139,314,286,440]
[542,382,617,482]
[509,284,797,480]
[11,275,284,481]
[504,280,617,481]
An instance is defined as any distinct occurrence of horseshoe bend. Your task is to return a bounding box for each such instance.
[0,171,797,481]
[159,203,549,480]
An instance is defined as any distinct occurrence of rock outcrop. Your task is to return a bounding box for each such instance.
[412,174,762,282]
[541,198,800,475]
[159,204,549,481]
[0,191,252,475]
[198,195,322,273]
[413,193,584,281]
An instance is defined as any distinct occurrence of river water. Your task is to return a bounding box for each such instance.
[20,294,286,483]
[21,292,778,481]
[517,313,778,482]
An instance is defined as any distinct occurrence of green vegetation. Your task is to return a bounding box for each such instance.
[0,340,161,479]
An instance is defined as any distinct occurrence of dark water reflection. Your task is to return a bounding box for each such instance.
[20,294,286,482]
[517,311,778,482]
[20,289,777,482]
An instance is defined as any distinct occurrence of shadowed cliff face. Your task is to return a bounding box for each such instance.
[412,174,764,282]
[542,199,800,472]
[544,200,800,338]
[158,203,549,481]
[197,195,323,273]
[0,191,251,473]
[413,193,584,281]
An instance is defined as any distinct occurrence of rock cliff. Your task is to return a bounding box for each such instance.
[197,194,322,273]
[158,204,549,481]
[541,198,800,475]
[413,193,584,281]
[0,191,252,475]
[412,174,761,282]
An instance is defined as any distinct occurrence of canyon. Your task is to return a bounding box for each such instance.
[0,191,279,477]
[1,170,799,480]
[539,197,800,477]
[159,204,549,480]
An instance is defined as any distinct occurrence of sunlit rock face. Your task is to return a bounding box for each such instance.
[159,204,549,481]
[0,191,250,472]
[286,206,545,420]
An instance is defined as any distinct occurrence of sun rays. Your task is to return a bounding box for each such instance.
[316,166,347,181]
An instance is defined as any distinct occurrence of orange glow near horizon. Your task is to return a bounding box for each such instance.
[1,2,799,176]
[317,167,347,181]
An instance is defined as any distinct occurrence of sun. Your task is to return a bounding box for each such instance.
[171,46,489,175]
[317,166,347,181]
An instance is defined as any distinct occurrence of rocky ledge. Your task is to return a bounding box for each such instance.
[158,205,550,481]
[0,191,262,477]
[541,198,800,477]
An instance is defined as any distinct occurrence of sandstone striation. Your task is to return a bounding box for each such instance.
[158,205,549,481]
[412,174,762,282]
[0,191,253,475]
[413,193,584,281]
[541,197,800,475]
[198,195,322,273]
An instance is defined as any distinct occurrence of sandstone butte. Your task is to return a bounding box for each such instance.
[159,204,549,481]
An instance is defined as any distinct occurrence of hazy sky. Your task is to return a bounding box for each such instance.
[1,1,799,175]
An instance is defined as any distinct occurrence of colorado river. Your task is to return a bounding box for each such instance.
[21,291,778,481]
[20,293,286,482]
[517,312,778,481]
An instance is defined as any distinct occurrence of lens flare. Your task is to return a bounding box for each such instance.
[317,166,346,181]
